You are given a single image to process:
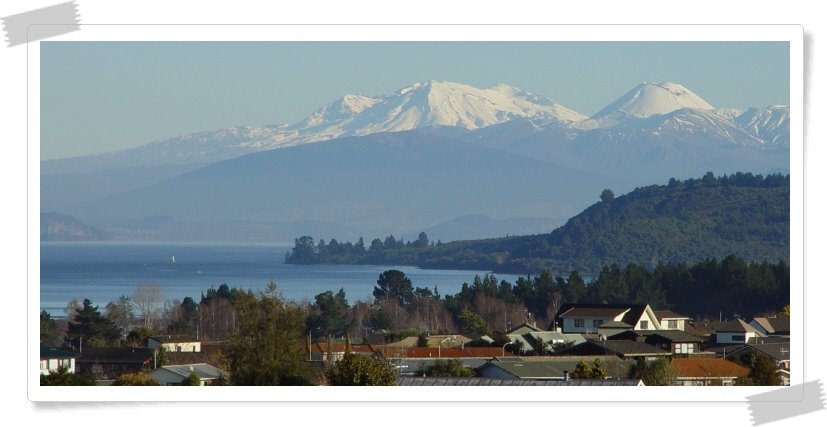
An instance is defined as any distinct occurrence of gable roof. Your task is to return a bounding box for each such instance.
[478,356,633,380]
[153,363,228,380]
[727,343,791,362]
[507,323,544,334]
[654,310,690,321]
[751,317,791,334]
[671,358,750,379]
[556,340,671,358]
[559,306,630,319]
[711,319,763,334]
[555,304,654,329]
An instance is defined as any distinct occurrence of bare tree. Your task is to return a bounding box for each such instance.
[64,298,81,322]
[133,283,163,330]
[105,295,136,334]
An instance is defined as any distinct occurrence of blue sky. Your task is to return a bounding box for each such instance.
[41,41,790,160]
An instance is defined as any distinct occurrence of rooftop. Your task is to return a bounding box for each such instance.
[654,310,690,321]
[153,363,228,380]
[671,358,750,379]
[751,316,791,334]
[711,319,762,334]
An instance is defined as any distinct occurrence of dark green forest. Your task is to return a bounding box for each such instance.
[286,172,789,275]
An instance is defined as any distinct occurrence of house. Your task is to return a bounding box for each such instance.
[554,339,671,361]
[710,319,765,344]
[506,328,586,355]
[749,316,791,336]
[148,363,228,386]
[684,321,716,342]
[75,347,154,380]
[609,330,705,356]
[476,356,635,380]
[670,358,750,386]
[726,342,791,386]
[654,310,691,331]
[553,304,661,334]
[40,347,77,375]
[148,335,201,353]
[396,377,644,386]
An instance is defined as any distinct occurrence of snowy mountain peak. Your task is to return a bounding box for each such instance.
[265,80,589,147]
[592,82,715,124]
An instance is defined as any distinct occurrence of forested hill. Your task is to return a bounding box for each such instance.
[286,172,790,275]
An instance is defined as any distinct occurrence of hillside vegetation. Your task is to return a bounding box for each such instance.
[287,172,789,275]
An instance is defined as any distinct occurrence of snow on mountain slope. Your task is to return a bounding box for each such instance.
[735,105,790,146]
[259,80,587,146]
[589,82,715,127]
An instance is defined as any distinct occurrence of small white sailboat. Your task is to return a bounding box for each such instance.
[172,255,176,263]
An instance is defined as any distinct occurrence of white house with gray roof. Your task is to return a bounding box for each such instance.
[148,363,227,386]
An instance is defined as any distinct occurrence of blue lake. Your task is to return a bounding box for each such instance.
[40,242,523,316]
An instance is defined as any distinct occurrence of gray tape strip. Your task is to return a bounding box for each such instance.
[747,381,825,425]
[2,1,79,47]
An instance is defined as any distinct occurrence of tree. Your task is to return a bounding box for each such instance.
[40,310,62,346]
[181,372,201,386]
[590,358,607,379]
[105,295,136,334]
[373,270,415,307]
[40,366,96,386]
[65,299,122,348]
[228,281,313,385]
[737,352,781,386]
[457,309,489,335]
[326,352,396,386]
[112,372,160,386]
[415,232,429,248]
[307,288,352,339]
[600,189,615,203]
[133,283,163,330]
[637,357,677,386]
[570,360,592,379]
[417,332,429,347]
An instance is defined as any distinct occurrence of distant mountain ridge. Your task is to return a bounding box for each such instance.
[41,80,791,243]
[42,80,789,175]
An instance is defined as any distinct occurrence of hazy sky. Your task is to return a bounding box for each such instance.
[41,41,790,160]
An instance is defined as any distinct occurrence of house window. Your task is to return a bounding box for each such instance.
[687,344,694,353]
[58,358,69,368]
[575,319,584,327]
[177,345,183,352]
[668,320,678,329]
[732,335,746,342]
[593,320,604,328]
[40,360,47,370]
[640,320,648,329]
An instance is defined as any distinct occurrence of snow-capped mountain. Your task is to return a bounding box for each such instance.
[588,82,715,127]
[259,80,586,146]
[43,80,587,175]
[735,105,791,146]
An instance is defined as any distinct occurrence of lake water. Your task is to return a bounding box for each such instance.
[40,242,523,316]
